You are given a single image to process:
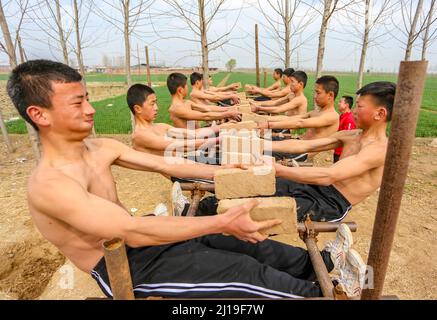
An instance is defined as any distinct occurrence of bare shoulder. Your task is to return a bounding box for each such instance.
[331,129,362,139]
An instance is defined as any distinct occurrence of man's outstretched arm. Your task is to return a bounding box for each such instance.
[267,135,341,154]
[267,112,337,130]
[273,143,386,186]
[30,178,282,248]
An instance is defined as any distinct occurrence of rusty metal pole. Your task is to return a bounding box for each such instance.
[361,60,428,300]
[186,189,204,217]
[145,46,152,87]
[255,24,260,87]
[103,238,135,300]
[180,182,215,193]
[297,221,357,233]
[305,237,334,298]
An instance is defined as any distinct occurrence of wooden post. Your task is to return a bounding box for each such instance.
[263,69,267,88]
[255,24,260,87]
[0,110,14,153]
[145,46,152,87]
[137,43,141,75]
[361,60,428,300]
[103,238,135,300]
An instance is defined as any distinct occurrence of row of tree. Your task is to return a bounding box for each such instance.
[1,0,437,158]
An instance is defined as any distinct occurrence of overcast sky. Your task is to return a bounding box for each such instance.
[1,0,436,73]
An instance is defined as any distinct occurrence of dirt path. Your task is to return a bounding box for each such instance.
[0,135,436,299]
[217,73,231,87]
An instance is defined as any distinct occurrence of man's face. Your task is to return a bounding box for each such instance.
[338,98,349,113]
[42,81,95,136]
[314,84,332,108]
[354,95,385,129]
[283,75,291,85]
[273,71,281,81]
[289,77,301,92]
[137,93,158,121]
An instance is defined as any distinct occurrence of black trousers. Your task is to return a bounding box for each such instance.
[92,234,333,299]
[195,178,352,222]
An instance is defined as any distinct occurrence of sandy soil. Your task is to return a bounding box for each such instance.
[0,134,436,300]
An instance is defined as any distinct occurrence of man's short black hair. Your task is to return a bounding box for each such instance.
[190,72,203,85]
[167,73,187,95]
[316,75,340,99]
[274,68,283,77]
[7,59,82,131]
[341,95,354,109]
[283,68,295,77]
[356,81,396,121]
[291,71,308,88]
[127,84,155,115]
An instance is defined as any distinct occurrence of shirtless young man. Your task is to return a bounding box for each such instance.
[7,59,365,299]
[194,82,396,225]
[129,84,220,156]
[249,68,295,101]
[245,68,283,94]
[190,72,240,106]
[168,73,241,129]
[259,76,340,162]
[251,71,308,117]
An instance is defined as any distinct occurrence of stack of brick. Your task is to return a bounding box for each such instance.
[214,166,297,235]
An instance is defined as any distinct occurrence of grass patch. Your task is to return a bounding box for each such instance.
[5,72,437,136]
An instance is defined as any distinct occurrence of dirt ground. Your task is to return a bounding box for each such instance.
[0,134,436,300]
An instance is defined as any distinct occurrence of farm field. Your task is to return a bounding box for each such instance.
[4,71,437,137]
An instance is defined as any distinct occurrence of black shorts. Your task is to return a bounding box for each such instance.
[254,96,272,102]
[91,235,331,299]
[195,178,352,223]
[275,178,352,222]
[272,152,308,162]
[333,154,341,163]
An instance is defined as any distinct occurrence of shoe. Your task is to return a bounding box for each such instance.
[337,249,367,297]
[171,182,190,216]
[323,223,353,272]
[153,203,168,217]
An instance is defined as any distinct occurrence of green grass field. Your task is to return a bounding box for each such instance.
[5,71,437,136]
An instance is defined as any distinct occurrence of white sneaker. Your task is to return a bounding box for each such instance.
[171,182,190,216]
[324,223,353,272]
[338,249,367,297]
[153,203,168,217]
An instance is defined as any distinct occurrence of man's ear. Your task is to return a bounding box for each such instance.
[27,106,50,128]
[133,104,142,114]
[375,107,387,121]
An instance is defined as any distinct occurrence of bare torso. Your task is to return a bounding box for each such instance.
[332,131,387,205]
[301,109,339,140]
[132,123,170,156]
[286,94,307,117]
[28,139,124,273]
[169,100,200,129]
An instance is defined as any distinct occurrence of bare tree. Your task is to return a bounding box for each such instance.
[0,0,41,159]
[160,0,244,88]
[421,0,437,60]
[305,0,356,78]
[72,0,86,76]
[350,0,395,89]
[391,0,437,61]
[256,0,317,68]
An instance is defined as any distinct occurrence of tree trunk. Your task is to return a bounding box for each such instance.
[255,24,260,86]
[0,2,16,153]
[405,0,423,61]
[145,46,152,87]
[284,0,291,68]
[55,0,69,64]
[421,0,435,60]
[123,0,134,131]
[198,0,209,89]
[316,0,332,79]
[73,0,85,77]
[357,0,371,89]
[0,110,14,153]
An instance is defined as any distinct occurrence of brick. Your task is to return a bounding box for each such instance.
[220,134,264,155]
[220,121,257,130]
[242,113,269,122]
[236,105,252,113]
[221,152,257,165]
[214,166,276,199]
[217,197,297,235]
